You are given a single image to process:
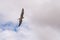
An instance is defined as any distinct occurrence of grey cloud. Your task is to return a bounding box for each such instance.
[25,0,60,40]
[28,0,60,27]
[1,0,60,40]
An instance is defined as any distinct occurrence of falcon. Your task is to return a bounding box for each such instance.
[18,8,24,26]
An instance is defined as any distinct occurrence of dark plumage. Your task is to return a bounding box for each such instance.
[18,8,24,26]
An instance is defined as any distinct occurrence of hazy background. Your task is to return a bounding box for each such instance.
[0,0,60,40]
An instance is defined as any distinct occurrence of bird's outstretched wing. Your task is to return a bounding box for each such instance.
[20,8,24,18]
[18,8,24,26]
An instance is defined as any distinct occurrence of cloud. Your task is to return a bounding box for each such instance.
[0,0,37,40]
[28,0,60,26]
[1,0,60,40]
[0,18,36,40]
[0,25,37,40]
[23,0,60,40]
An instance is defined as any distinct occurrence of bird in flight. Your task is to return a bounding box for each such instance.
[18,8,24,26]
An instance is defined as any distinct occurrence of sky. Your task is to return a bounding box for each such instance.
[0,0,60,40]
[0,0,38,40]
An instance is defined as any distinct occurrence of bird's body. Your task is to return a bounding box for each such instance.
[18,8,24,26]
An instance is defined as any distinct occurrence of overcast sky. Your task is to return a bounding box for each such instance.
[0,0,60,40]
